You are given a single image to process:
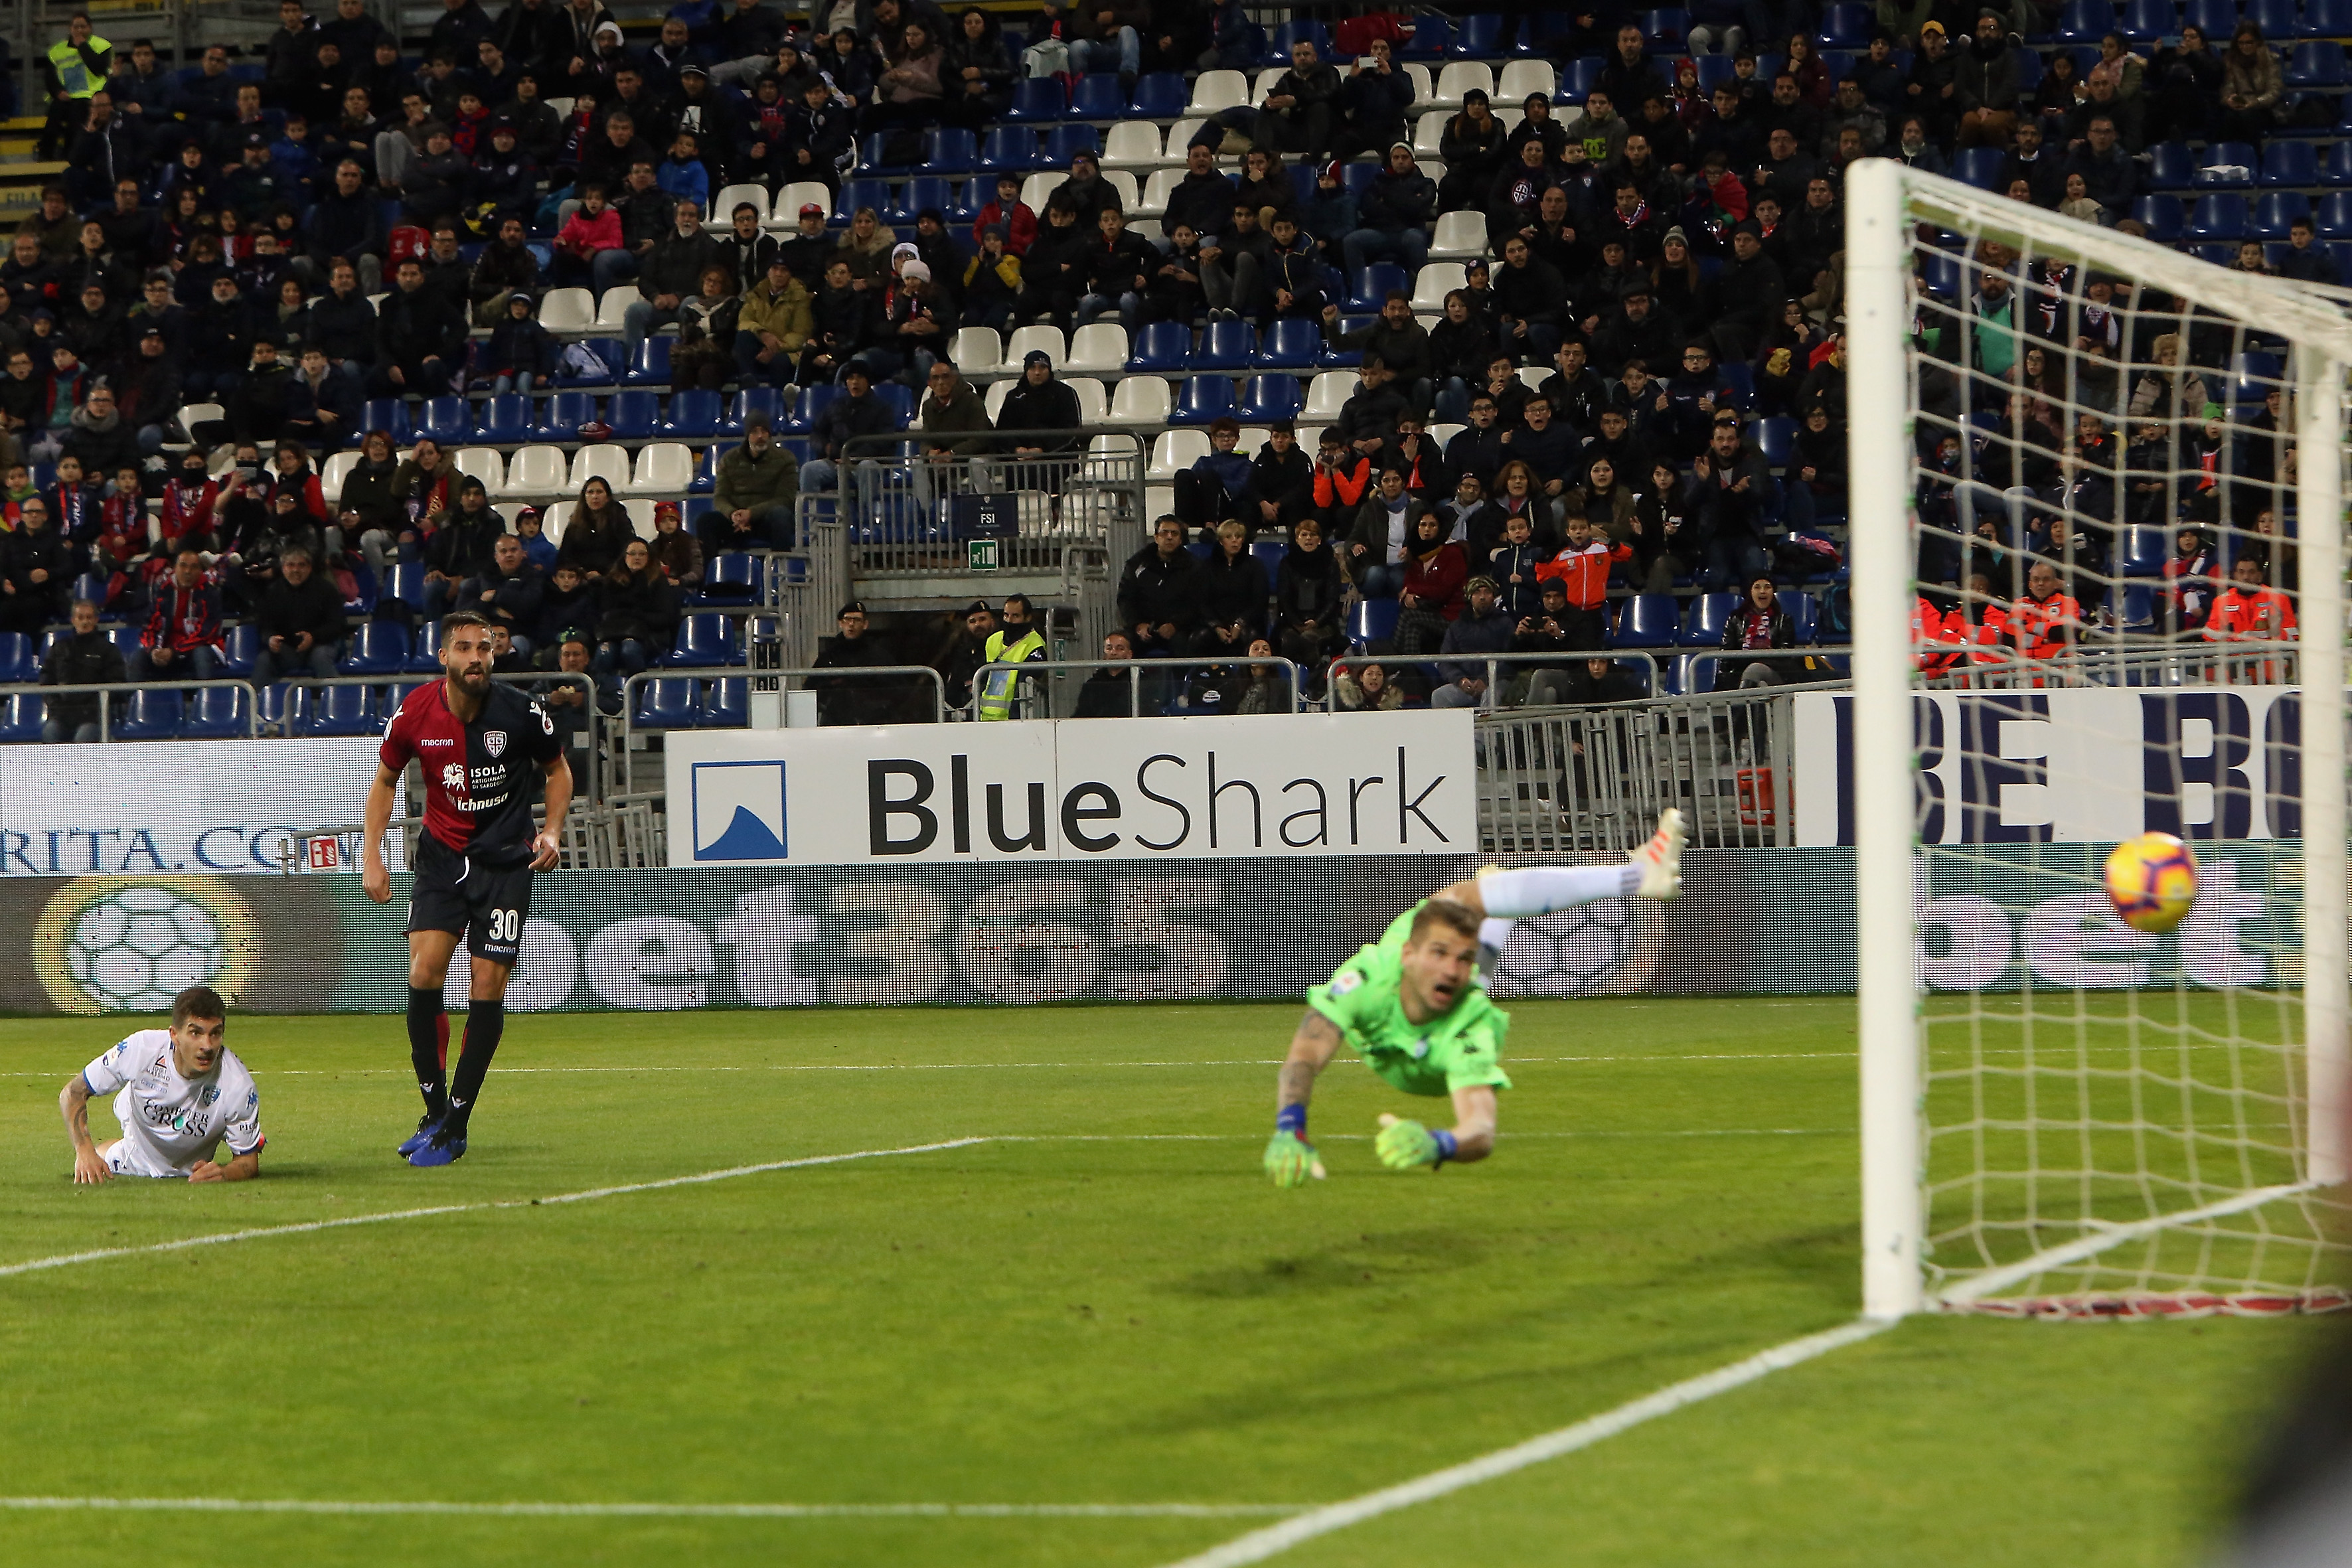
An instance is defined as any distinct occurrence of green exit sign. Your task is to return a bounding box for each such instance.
[969,539,1000,572]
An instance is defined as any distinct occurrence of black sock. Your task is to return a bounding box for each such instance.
[445,998,507,1134]
[408,986,449,1121]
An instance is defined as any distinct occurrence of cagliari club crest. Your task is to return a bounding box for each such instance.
[483,730,508,759]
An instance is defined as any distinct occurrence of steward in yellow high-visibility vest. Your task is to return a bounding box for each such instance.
[40,16,112,159]
[977,596,1046,720]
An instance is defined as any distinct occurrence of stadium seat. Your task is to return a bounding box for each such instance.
[1067,323,1129,373]
[1006,324,1067,368]
[1449,13,1508,57]
[1267,19,1330,62]
[691,442,729,493]
[1402,12,1452,55]
[1410,262,1466,312]
[1495,58,1557,103]
[661,389,724,437]
[604,389,661,440]
[591,287,641,330]
[1109,376,1172,425]
[1304,371,1355,419]
[320,449,360,505]
[2260,139,2320,189]
[622,339,673,388]
[476,394,532,444]
[0,631,31,683]
[631,676,700,728]
[2321,190,2352,236]
[884,177,957,225]
[530,392,593,443]
[537,287,594,333]
[556,337,620,386]
[1041,123,1102,165]
[2128,195,2185,242]
[453,446,505,495]
[180,684,252,739]
[2325,143,2352,187]
[627,442,696,496]
[2254,191,2313,239]
[2117,0,2173,40]
[2115,526,2170,578]
[1148,429,1210,481]
[1069,74,1128,119]
[2195,142,2259,186]
[1237,374,1304,422]
[0,693,40,744]
[339,621,412,674]
[571,444,633,495]
[1952,147,2005,191]
[925,127,980,173]
[111,688,183,742]
[1754,416,1798,468]
[1610,593,1682,649]
[66,572,107,611]
[978,125,1041,173]
[1125,320,1190,372]
[291,682,377,737]
[1680,592,1739,646]
[2310,0,2352,37]
[1191,319,1259,369]
[697,554,761,605]
[1002,78,1066,121]
[871,382,917,429]
[1431,61,1494,109]
[1170,378,1239,426]
[1256,319,1322,368]
[1429,210,1487,260]
[2231,351,2286,404]
[787,382,839,433]
[2053,0,2118,43]
[1129,71,1186,119]
[1559,56,1607,100]
[2289,40,2349,86]
[358,398,414,444]
[1347,264,1411,313]
[1101,120,1164,170]
[1348,603,1402,656]
[1816,1,1873,44]
[502,444,568,499]
[376,562,429,617]
[2184,193,2251,242]
[700,677,749,728]
[2144,141,2199,192]
[665,613,740,668]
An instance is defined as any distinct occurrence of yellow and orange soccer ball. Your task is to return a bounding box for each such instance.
[2104,832,2201,934]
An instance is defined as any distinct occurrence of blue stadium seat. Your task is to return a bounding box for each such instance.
[218,623,259,677]
[1610,593,1682,649]
[1450,13,1508,56]
[832,177,893,222]
[1680,591,1739,646]
[632,676,700,728]
[1816,1,1873,44]
[2232,351,2286,404]
[1754,416,1798,468]
[858,132,916,173]
[605,389,662,439]
[2119,0,2173,41]
[534,391,597,441]
[622,338,672,388]
[1191,319,1259,369]
[942,179,984,223]
[179,683,251,738]
[1069,74,1129,118]
[1129,72,1186,118]
[1002,78,1065,121]
[0,693,42,743]
[1952,147,2005,191]
[789,382,839,433]
[1041,123,1101,165]
[2145,141,2198,191]
[870,383,916,429]
[2246,0,2300,42]
[1346,264,1411,312]
[2288,40,2349,86]
[1559,56,1607,98]
[475,393,532,443]
[2195,142,2260,187]
[1257,318,1322,368]
[555,337,620,386]
[420,395,471,445]
[700,677,748,727]
[728,387,785,435]
[2183,0,2240,34]
[338,620,411,674]
[291,682,376,737]
[1170,377,1239,426]
[885,176,956,225]
[2325,141,2352,186]
[1640,8,1690,48]
[67,572,107,611]
[979,125,1041,173]
[2128,195,2185,240]
[254,680,291,732]
[1349,603,1401,655]
[1127,320,1191,372]
[1267,19,1332,61]
[661,389,724,437]
[0,631,31,683]
[376,562,429,616]
[2261,139,2319,189]
[2254,191,2313,238]
[2116,526,2170,577]
[2110,583,2156,634]
[692,442,731,493]
[111,688,183,741]
[2311,0,2352,37]
[106,627,140,665]
[357,398,414,444]
[1665,655,1712,696]
[1403,13,1452,55]
[1237,374,1303,422]
[2055,0,2118,43]
[1781,590,1819,644]
[2315,190,2352,237]
[697,553,761,603]
[2185,193,2252,240]
[665,613,738,668]
[1717,362,1755,410]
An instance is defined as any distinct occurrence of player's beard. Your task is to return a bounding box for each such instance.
[450,663,493,696]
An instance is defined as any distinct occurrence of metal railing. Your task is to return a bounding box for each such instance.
[287,789,663,873]
[7,679,262,742]
[1332,645,1854,704]
[960,655,1306,719]
[614,664,951,792]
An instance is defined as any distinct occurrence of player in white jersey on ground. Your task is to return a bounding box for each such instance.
[58,985,264,1183]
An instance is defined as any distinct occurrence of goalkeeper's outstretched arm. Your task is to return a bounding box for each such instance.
[1264,1012,1343,1188]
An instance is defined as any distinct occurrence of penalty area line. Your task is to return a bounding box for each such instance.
[0,1138,987,1281]
[1152,1317,1895,1568]
[0,1497,1305,1520]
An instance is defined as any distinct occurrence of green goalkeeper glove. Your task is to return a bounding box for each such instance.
[1263,1130,1324,1188]
[1375,1114,1458,1170]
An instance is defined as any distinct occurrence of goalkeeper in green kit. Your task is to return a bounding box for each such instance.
[1265,810,1686,1185]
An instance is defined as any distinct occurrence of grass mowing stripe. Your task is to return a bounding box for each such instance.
[0,1053,1859,1078]
[0,1498,1306,1520]
[1153,1318,1895,1568]
[0,1138,987,1281]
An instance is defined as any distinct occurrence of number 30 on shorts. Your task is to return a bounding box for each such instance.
[487,909,521,943]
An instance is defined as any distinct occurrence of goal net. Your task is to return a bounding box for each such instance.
[1843,162,2352,1318]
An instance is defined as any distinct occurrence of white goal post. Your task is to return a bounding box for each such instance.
[1844,161,2352,1319]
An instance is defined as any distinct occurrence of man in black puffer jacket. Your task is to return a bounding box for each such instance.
[39,595,126,742]
[1117,514,1201,663]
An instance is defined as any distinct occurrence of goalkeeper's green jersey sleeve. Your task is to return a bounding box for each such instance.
[1306,903,1513,1099]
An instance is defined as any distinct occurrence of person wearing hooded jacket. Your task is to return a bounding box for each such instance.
[994,350,1082,459]
[1343,143,1437,280]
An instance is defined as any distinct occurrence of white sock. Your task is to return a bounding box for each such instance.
[1476,865,1641,917]
[1478,917,1516,959]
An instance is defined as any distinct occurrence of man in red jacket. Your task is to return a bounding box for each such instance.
[2203,554,2298,684]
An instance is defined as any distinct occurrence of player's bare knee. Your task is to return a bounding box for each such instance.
[469,956,515,1002]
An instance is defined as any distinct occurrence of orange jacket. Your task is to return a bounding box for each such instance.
[1533,538,1632,611]
[2202,586,2298,643]
[1312,457,1372,510]
[2003,590,2079,660]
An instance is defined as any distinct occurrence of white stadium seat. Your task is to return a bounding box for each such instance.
[1065,377,1109,423]
[1399,62,1436,111]
[1165,119,1207,158]
[1498,60,1560,104]
[1102,169,1140,212]
[1429,210,1488,261]
[1140,167,1186,216]
[537,287,594,333]
[1187,70,1247,115]
[1110,376,1172,425]
[1018,172,1056,212]
[1146,484,1175,522]
[775,181,831,225]
[1413,109,1449,159]
[1431,62,1493,110]
[1005,325,1066,368]
[1428,423,1465,445]
[1100,121,1164,169]
[1411,262,1467,313]
[1304,371,1355,419]
[321,450,358,504]
[570,445,631,493]
[593,285,641,329]
[1249,68,1287,108]
[984,380,1011,420]
[712,183,770,223]
[1517,366,1549,391]
[502,444,568,499]
[1127,217,1162,244]
[1147,428,1207,481]
[1066,323,1129,374]
[951,327,1004,374]
[452,447,507,495]
[622,497,659,538]
[627,441,695,496]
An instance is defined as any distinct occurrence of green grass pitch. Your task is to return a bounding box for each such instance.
[0,997,2320,1567]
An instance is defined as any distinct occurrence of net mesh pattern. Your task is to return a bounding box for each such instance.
[1901,214,2350,1309]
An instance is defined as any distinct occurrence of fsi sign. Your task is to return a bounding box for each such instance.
[663,711,1475,866]
[1792,688,2317,846]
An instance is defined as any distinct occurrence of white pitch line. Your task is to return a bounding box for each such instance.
[0,1496,1304,1520]
[0,1052,1857,1079]
[0,1138,987,1281]
[1154,1317,1895,1568]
